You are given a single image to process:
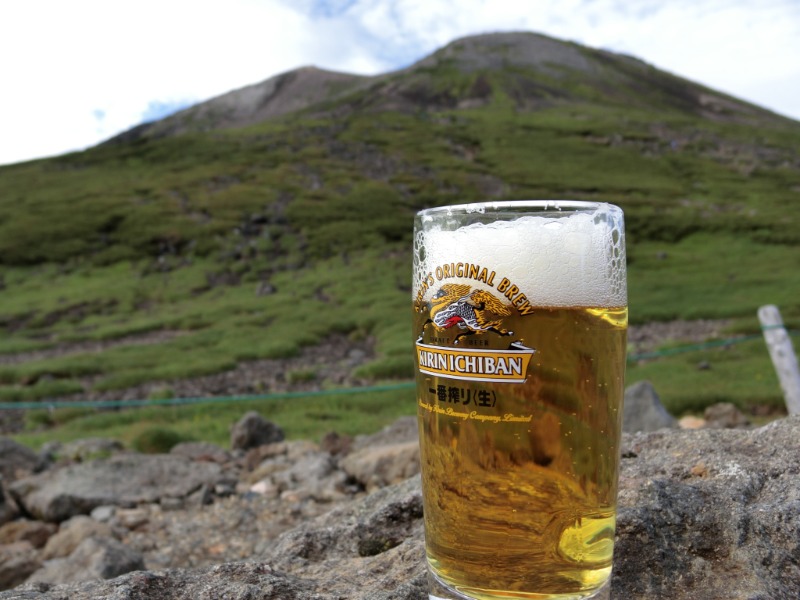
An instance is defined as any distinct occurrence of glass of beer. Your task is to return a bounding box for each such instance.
[412,201,627,600]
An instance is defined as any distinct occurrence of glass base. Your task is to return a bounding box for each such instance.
[427,567,611,600]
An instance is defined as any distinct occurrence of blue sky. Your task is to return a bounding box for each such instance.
[1,0,798,166]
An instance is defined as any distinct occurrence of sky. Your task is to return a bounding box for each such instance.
[1,0,799,166]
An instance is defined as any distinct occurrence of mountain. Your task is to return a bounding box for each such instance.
[112,32,785,144]
[107,66,371,143]
[0,31,798,414]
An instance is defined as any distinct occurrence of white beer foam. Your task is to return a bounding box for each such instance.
[413,203,626,308]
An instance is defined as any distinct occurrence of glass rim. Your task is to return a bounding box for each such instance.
[416,200,621,218]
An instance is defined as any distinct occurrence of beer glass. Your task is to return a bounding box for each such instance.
[412,201,627,600]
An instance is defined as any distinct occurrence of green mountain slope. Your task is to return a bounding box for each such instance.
[0,32,798,416]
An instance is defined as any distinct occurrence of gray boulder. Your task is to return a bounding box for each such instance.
[230,412,285,450]
[0,542,40,591]
[256,476,426,599]
[0,481,19,527]
[0,439,41,482]
[340,441,420,492]
[613,417,800,598]
[11,563,314,599]
[25,537,144,585]
[623,380,677,432]
[0,520,56,549]
[350,416,418,451]
[703,402,751,429]
[9,454,221,522]
[169,441,231,464]
[340,416,421,491]
[271,453,347,502]
[41,516,118,560]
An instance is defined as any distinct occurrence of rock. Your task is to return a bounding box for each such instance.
[4,476,427,599]
[230,412,285,451]
[41,516,117,560]
[113,508,151,531]
[244,439,346,502]
[169,441,231,464]
[351,416,418,451]
[3,417,800,599]
[248,479,279,498]
[0,439,41,482]
[38,442,62,464]
[0,520,57,549]
[9,454,222,522]
[272,453,347,502]
[340,441,420,492]
[0,482,19,527]
[88,506,115,523]
[339,417,420,491]
[678,415,706,429]
[0,541,41,591]
[185,484,213,508]
[703,402,750,429]
[159,497,185,511]
[622,380,677,432]
[243,441,291,472]
[255,476,426,599]
[319,431,353,456]
[16,563,315,599]
[25,536,144,585]
[613,417,800,598]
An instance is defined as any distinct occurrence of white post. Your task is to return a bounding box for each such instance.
[758,305,800,416]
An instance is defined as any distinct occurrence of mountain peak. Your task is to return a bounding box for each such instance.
[109,31,787,144]
[413,30,602,75]
[107,66,370,143]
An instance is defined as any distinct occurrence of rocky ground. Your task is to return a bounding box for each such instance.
[1,411,798,599]
[0,413,420,593]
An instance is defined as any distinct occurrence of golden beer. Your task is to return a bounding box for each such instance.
[413,202,627,600]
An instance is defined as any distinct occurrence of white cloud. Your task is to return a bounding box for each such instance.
[0,0,319,164]
[1,0,798,166]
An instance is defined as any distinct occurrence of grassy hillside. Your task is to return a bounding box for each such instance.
[1,33,799,442]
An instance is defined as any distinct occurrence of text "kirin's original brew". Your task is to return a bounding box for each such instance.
[413,202,627,600]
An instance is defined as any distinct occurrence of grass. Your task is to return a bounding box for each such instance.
[0,248,411,398]
[10,328,792,451]
[13,386,417,450]
[626,336,787,417]
[627,233,800,323]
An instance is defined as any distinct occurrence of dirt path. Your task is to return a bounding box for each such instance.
[0,330,185,366]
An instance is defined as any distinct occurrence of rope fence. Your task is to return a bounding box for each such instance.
[0,328,797,412]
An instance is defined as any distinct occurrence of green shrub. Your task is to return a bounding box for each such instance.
[132,427,192,454]
[355,356,414,380]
